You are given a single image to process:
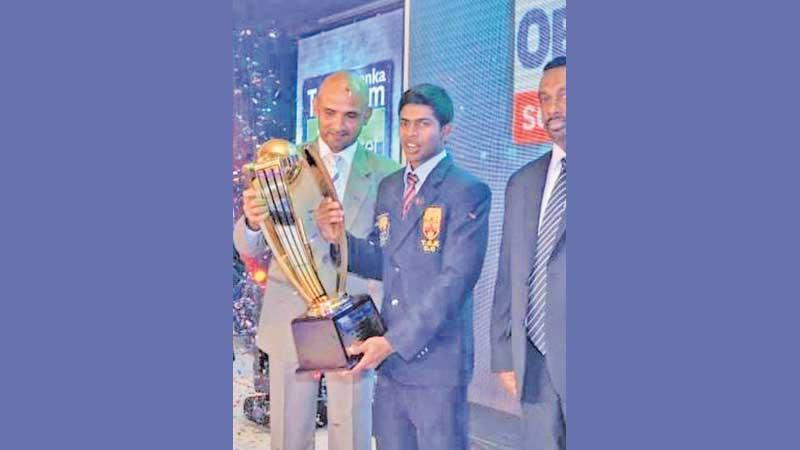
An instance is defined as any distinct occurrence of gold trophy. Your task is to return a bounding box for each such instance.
[242,138,386,372]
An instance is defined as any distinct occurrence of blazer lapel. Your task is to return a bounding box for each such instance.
[381,171,404,246]
[526,152,553,271]
[386,155,453,257]
[342,144,372,229]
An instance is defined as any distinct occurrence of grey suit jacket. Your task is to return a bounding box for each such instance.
[491,150,567,415]
[233,142,400,361]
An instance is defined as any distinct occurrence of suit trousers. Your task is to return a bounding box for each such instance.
[269,358,375,450]
[373,375,468,450]
[521,340,566,450]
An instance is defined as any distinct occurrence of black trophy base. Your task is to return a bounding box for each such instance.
[292,294,386,372]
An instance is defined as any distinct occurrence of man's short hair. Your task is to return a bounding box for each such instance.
[543,56,566,72]
[398,83,454,127]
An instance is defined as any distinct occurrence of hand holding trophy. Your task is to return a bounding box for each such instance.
[314,197,345,242]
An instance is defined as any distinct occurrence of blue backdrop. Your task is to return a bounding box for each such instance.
[408,0,565,414]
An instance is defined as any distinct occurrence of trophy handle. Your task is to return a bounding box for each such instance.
[250,172,325,308]
[243,139,350,317]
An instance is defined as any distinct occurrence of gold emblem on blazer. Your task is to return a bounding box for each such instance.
[376,213,390,247]
[421,206,443,253]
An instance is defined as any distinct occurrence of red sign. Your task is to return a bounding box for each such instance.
[512,90,552,145]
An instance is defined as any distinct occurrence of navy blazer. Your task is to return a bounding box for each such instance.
[348,154,491,387]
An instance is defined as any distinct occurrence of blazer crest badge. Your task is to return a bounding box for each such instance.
[376,213,390,247]
[421,206,443,253]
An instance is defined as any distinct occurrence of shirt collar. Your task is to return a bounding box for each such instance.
[552,143,566,164]
[548,143,566,175]
[317,138,358,167]
[404,150,448,190]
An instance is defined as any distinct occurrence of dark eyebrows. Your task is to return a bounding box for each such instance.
[400,117,433,124]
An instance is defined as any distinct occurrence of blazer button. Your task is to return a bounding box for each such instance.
[394,266,400,273]
[391,298,399,306]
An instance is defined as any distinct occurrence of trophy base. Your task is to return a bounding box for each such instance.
[292,294,386,372]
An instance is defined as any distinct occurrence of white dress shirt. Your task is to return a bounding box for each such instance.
[318,137,358,200]
[403,150,448,194]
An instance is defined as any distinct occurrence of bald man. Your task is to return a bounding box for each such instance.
[235,71,400,450]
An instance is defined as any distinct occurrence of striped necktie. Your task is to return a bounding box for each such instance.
[401,172,419,219]
[525,157,567,355]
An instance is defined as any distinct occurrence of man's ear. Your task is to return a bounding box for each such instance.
[441,123,452,141]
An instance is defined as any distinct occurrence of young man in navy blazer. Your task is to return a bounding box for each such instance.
[316,83,491,450]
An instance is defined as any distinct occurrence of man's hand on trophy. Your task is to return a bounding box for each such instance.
[314,197,345,242]
[347,336,394,374]
[242,186,268,231]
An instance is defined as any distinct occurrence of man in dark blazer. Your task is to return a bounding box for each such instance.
[316,84,491,450]
[491,56,567,450]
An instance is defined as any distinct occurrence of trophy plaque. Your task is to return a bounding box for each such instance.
[243,139,386,372]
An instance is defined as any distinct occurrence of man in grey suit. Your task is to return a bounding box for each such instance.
[316,84,491,450]
[234,71,399,450]
[491,56,567,450]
